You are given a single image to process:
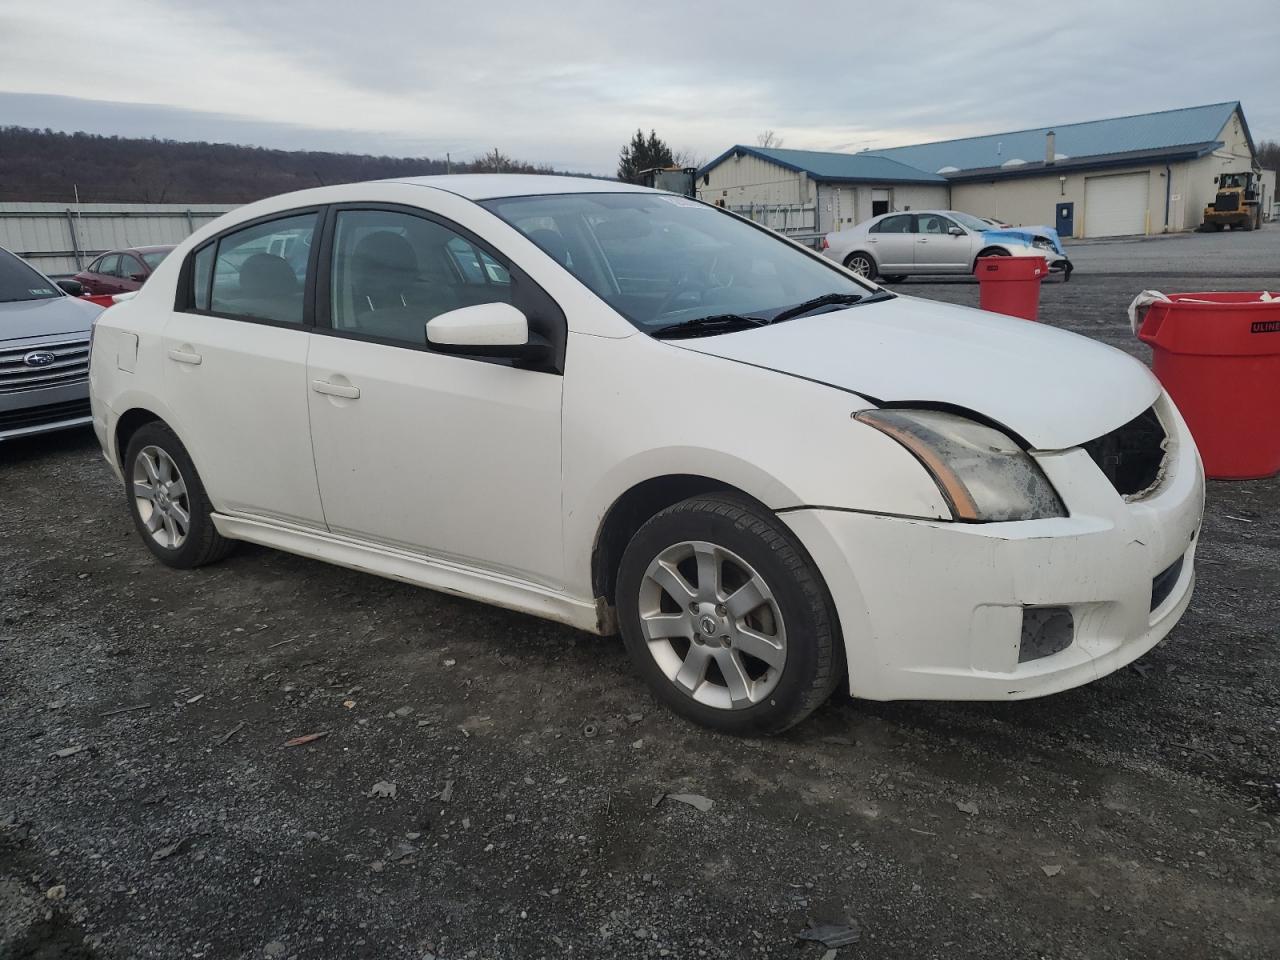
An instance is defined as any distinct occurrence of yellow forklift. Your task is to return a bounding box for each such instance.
[1200,171,1263,231]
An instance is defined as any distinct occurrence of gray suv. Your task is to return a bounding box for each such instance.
[1,246,103,441]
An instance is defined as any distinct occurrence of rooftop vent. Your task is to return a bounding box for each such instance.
[1001,158,1027,168]
[936,165,960,174]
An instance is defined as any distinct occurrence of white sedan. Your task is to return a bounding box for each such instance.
[88,176,1203,734]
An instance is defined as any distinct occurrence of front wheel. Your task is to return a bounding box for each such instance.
[616,495,842,735]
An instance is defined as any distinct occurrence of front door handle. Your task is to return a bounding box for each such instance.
[167,348,202,365]
[311,379,360,400]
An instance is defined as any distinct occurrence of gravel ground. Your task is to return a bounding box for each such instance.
[2,263,1278,960]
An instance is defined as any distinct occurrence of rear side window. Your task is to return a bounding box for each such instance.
[208,213,316,324]
[871,215,913,234]
[191,244,214,310]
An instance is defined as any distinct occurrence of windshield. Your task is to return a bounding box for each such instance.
[951,211,999,232]
[140,249,171,270]
[480,193,878,332]
[0,248,60,303]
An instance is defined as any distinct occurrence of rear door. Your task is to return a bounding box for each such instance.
[866,214,916,272]
[912,213,970,273]
[161,209,326,528]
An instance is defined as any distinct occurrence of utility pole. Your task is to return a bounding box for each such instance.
[446,153,452,175]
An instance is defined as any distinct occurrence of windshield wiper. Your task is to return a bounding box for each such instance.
[649,314,768,339]
[767,292,870,324]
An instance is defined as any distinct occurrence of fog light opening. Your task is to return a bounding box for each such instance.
[1018,607,1074,663]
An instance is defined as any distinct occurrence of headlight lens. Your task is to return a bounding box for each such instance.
[1032,237,1054,251]
[855,409,1066,521]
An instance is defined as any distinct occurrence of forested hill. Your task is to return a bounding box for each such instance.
[0,127,577,203]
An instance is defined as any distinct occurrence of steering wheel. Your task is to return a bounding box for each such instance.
[653,254,734,318]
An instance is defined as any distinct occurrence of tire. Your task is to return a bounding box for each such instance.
[843,251,878,281]
[973,247,1010,272]
[123,421,233,569]
[616,494,842,735]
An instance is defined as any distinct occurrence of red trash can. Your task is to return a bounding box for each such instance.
[1137,292,1280,480]
[976,255,1046,321]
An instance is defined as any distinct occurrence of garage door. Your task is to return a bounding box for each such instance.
[1084,173,1149,237]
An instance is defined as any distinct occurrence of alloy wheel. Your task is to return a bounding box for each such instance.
[847,255,872,277]
[637,540,787,710]
[132,445,191,549]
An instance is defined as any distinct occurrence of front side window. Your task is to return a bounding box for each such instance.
[916,214,957,235]
[328,209,513,346]
[97,254,120,277]
[209,213,316,324]
[0,248,58,303]
[480,193,876,333]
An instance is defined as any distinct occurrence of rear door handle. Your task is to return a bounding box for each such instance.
[167,348,202,365]
[311,379,360,400]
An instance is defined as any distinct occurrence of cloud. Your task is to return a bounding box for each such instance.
[1,0,1276,174]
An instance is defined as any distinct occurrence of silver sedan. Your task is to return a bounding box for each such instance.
[822,210,1071,281]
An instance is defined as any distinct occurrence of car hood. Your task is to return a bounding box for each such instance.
[674,295,1159,449]
[984,226,1064,254]
[0,295,100,342]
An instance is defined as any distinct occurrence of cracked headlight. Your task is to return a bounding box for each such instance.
[1032,237,1055,251]
[856,409,1066,521]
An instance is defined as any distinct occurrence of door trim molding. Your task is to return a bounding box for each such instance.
[211,512,605,634]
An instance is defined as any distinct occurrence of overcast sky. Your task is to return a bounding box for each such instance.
[2,0,1277,174]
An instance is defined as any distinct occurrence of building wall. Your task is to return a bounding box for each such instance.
[0,202,239,274]
[697,153,811,207]
[951,161,1193,237]
[1184,110,1258,226]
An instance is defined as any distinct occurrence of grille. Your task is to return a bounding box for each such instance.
[1214,192,1240,213]
[1151,555,1185,611]
[0,397,91,433]
[0,338,91,395]
[1081,407,1167,498]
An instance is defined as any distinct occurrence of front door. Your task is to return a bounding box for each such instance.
[306,206,565,588]
[1056,202,1075,238]
[912,213,970,273]
[162,210,326,528]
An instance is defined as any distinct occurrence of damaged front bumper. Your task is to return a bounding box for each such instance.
[782,397,1204,701]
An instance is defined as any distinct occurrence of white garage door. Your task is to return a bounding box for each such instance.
[1084,173,1149,237]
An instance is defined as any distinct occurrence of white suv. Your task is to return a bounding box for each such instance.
[89,175,1204,734]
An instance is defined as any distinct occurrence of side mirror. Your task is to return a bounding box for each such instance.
[130,273,147,283]
[56,278,84,296]
[426,302,549,361]
[947,226,964,237]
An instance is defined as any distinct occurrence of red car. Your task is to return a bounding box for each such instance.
[72,245,174,295]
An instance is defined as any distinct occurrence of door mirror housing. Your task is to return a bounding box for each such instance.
[947,226,965,237]
[56,278,84,296]
[426,302,549,360]
[130,273,147,283]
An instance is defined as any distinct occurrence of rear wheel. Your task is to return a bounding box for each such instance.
[616,494,842,735]
[124,422,233,569]
[843,252,878,281]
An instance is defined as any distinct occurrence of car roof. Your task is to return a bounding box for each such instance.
[384,174,654,201]
[130,244,176,254]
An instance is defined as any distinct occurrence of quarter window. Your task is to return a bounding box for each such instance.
[328,210,514,346]
[209,213,316,324]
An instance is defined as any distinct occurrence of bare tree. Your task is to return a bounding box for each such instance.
[756,130,784,149]
[671,148,706,169]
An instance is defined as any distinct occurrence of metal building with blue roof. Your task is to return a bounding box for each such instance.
[697,102,1268,239]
